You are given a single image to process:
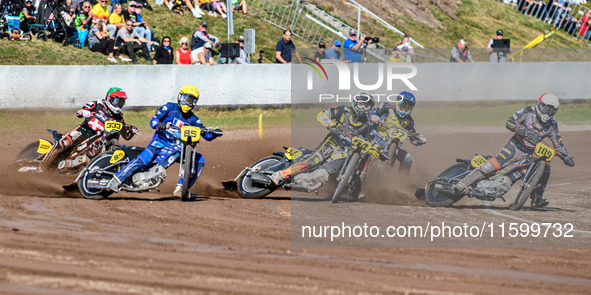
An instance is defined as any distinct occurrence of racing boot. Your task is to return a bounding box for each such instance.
[530,196,549,208]
[173,185,197,199]
[269,171,284,186]
[452,169,486,194]
[106,176,122,192]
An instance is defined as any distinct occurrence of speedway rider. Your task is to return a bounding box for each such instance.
[40,87,138,171]
[269,92,376,186]
[369,91,427,173]
[452,93,575,208]
[106,85,221,198]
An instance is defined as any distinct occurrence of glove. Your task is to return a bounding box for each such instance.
[157,122,171,131]
[328,125,340,136]
[80,110,93,118]
[369,114,380,124]
[410,134,427,146]
[203,132,215,141]
[128,124,140,135]
[525,129,540,144]
[564,156,575,167]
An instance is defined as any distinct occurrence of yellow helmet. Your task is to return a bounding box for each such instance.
[178,85,200,113]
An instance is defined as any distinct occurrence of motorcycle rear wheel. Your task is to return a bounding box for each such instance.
[237,156,282,199]
[10,140,47,171]
[331,152,360,203]
[426,163,468,207]
[180,145,193,202]
[511,161,545,211]
[78,152,116,200]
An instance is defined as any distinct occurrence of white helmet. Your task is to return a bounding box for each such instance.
[536,93,559,123]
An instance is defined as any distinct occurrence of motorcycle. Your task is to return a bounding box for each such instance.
[76,121,223,201]
[418,141,557,210]
[11,120,135,174]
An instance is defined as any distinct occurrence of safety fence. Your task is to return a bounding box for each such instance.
[493,0,591,42]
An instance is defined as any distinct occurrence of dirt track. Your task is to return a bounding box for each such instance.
[0,125,590,294]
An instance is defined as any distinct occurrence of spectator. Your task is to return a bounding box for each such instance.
[314,41,326,62]
[109,3,125,33]
[343,29,371,63]
[1,0,23,15]
[88,19,118,63]
[325,40,341,60]
[74,1,93,30]
[199,0,216,17]
[175,36,192,64]
[556,6,578,35]
[116,20,153,64]
[487,29,511,63]
[398,35,414,61]
[135,3,156,49]
[71,0,84,14]
[579,10,591,40]
[123,1,153,51]
[388,48,400,63]
[231,0,247,16]
[450,39,473,63]
[92,0,116,38]
[397,45,412,63]
[211,0,227,18]
[59,0,76,27]
[191,42,216,64]
[153,36,174,64]
[275,29,302,64]
[165,0,186,16]
[236,35,251,64]
[190,21,219,50]
[19,0,36,33]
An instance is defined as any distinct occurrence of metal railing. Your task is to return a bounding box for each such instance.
[245,0,446,62]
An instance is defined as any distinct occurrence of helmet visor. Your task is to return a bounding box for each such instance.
[110,96,126,109]
[179,93,198,107]
[540,104,557,117]
[398,100,414,114]
[356,101,373,112]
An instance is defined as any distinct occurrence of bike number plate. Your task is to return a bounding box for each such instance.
[388,128,407,141]
[110,150,125,163]
[37,139,53,154]
[534,142,555,161]
[285,148,302,161]
[181,126,201,142]
[471,155,487,168]
[352,137,371,153]
[105,121,123,132]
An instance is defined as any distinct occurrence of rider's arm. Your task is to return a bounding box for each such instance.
[506,107,529,132]
[76,101,98,118]
[548,123,571,160]
[317,106,342,128]
[150,103,171,129]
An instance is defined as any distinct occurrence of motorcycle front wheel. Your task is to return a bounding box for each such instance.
[331,152,360,203]
[237,156,283,199]
[180,145,193,202]
[78,152,117,200]
[510,161,545,211]
[426,162,468,207]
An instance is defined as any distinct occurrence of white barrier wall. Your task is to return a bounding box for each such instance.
[0,62,588,109]
[0,64,292,109]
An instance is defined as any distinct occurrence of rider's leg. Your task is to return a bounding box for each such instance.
[40,127,87,171]
[531,164,551,208]
[270,136,334,185]
[452,157,501,193]
[107,137,163,191]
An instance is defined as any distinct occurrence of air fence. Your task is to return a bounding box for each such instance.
[0,62,588,110]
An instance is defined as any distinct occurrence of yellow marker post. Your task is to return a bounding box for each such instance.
[259,113,263,139]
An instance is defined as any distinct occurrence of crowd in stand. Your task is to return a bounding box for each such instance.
[0,0,250,64]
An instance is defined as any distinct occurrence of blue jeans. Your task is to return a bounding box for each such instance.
[133,26,152,50]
